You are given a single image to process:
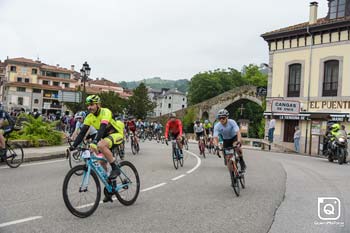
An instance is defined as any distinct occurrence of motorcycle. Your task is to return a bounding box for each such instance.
[327,135,348,165]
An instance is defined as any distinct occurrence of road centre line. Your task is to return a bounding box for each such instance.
[0,216,42,228]
[171,174,186,181]
[185,150,201,174]
[141,182,167,192]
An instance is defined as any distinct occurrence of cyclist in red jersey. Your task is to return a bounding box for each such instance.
[127,116,139,145]
[165,113,184,154]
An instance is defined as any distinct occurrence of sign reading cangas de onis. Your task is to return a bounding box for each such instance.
[271,100,300,114]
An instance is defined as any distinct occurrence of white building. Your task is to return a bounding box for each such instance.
[153,88,187,116]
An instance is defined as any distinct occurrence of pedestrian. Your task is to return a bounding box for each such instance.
[268,116,276,143]
[293,126,301,153]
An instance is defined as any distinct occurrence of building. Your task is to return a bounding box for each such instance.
[153,88,187,117]
[261,1,350,154]
[2,57,79,114]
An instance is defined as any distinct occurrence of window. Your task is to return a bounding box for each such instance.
[322,60,339,96]
[43,80,49,85]
[33,89,41,93]
[183,98,185,101]
[10,66,16,72]
[169,96,171,100]
[18,97,23,105]
[287,64,301,97]
[32,69,37,75]
[25,78,30,83]
[53,81,60,86]
[17,77,23,82]
[17,87,26,92]
[34,99,39,104]
[182,105,185,108]
[165,96,167,99]
[63,82,69,88]
[330,0,346,19]
[168,103,171,108]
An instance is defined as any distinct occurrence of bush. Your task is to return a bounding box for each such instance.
[9,114,63,147]
[183,107,196,133]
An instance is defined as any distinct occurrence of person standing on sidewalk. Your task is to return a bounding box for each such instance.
[293,126,301,153]
[268,117,276,143]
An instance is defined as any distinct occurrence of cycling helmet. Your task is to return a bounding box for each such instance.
[217,109,229,118]
[331,123,340,131]
[85,95,101,104]
[169,113,176,118]
[195,120,200,124]
[204,120,209,124]
[74,111,86,119]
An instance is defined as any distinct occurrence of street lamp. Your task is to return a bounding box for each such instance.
[80,61,91,103]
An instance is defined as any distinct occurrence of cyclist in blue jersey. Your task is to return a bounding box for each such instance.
[213,109,246,172]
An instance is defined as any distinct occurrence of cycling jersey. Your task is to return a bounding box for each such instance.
[165,119,183,139]
[127,120,136,132]
[194,123,204,133]
[204,123,212,129]
[213,119,239,140]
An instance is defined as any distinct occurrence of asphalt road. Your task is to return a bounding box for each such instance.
[0,140,348,233]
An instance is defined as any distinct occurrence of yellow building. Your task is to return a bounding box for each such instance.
[261,1,350,155]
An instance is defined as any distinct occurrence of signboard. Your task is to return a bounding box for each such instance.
[271,100,300,114]
[311,121,321,135]
[58,91,82,103]
[43,103,50,109]
[309,101,350,110]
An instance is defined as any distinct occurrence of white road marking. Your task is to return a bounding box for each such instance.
[0,216,42,228]
[185,151,201,174]
[0,159,66,169]
[141,182,167,192]
[171,174,186,181]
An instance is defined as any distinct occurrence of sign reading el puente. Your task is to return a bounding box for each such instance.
[309,101,350,110]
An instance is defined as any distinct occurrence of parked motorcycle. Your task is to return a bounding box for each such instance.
[327,135,348,165]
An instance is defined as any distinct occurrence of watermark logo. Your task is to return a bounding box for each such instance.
[317,197,341,221]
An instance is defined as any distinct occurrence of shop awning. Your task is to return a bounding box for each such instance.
[263,112,310,120]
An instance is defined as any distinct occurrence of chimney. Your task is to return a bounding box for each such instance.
[71,65,75,71]
[309,2,318,24]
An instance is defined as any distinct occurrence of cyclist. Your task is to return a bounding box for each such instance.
[203,119,212,148]
[213,109,246,172]
[194,120,206,155]
[69,95,124,202]
[70,111,97,141]
[127,116,139,146]
[165,113,184,156]
[0,106,15,157]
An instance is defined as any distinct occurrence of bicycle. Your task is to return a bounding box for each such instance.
[62,144,140,218]
[183,136,189,150]
[130,132,139,155]
[198,135,206,158]
[0,133,24,168]
[166,137,183,169]
[221,145,245,197]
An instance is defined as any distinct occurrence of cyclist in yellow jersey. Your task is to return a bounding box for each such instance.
[70,95,124,202]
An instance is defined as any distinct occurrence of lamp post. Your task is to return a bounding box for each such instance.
[80,62,91,104]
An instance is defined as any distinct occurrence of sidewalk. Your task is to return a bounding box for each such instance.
[23,144,68,162]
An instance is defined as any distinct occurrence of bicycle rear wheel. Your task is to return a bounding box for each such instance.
[62,165,101,218]
[115,161,140,206]
[172,148,179,169]
[200,142,206,158]
[5,143,24,168]
[131,140,136,155]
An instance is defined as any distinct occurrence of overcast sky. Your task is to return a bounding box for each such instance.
[0,0,328,82]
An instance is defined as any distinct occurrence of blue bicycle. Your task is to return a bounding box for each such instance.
[166,138,183,169]
[62,146,140,218]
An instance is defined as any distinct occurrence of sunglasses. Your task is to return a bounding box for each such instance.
[219,117,226,120]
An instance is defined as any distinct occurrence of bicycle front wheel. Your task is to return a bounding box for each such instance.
[5,143,24,168]
[172,148,179,169]
[230,167,240,197]
[62,165,101,218]
[131,140,136,155]
[69,150,84,175]
[115,161,140,206]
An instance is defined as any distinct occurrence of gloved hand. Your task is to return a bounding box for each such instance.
[236,142,242,148]
[90,143,98,150]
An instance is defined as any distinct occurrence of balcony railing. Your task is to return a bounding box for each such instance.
[50,104,62,109]
[322,82,338,96]
[287,84,300,97]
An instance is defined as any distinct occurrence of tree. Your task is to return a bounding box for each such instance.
[127,83,156,119]
[241,64,268,87]
[188,68,243,105]
[99,91,127,116]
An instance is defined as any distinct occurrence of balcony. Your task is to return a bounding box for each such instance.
[50,104,62,109]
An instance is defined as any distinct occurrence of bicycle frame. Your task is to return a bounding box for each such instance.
[81,151,131,194]
[223,147,239,176]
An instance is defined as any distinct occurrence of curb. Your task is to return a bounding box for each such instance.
[23,153,66,163]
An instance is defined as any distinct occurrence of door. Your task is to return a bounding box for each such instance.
[284,120,299,142]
